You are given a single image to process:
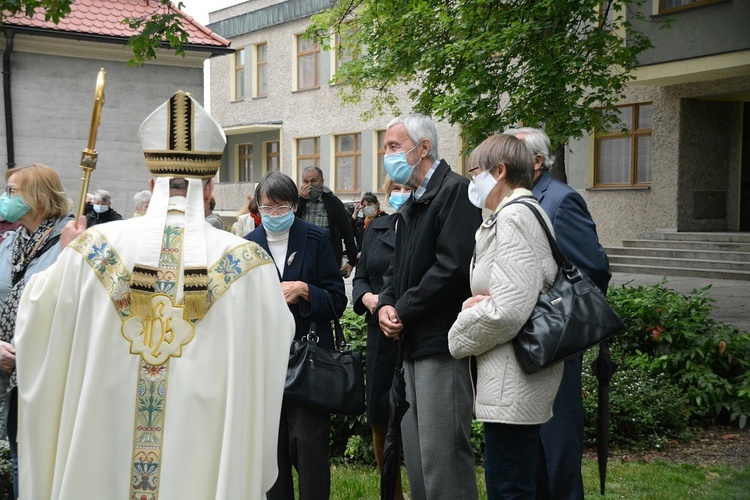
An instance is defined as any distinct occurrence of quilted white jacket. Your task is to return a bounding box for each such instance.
[448,190,563,424]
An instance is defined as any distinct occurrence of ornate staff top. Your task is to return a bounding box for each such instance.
[76,68,107,219]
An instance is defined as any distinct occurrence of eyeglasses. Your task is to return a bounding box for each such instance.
[5,186,18,197]
[467,166,481,178]
[258,205,293,216]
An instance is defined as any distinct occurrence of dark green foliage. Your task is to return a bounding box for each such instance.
[308,0,656,150]
[607,280,750,429]
[124,1,189,66]
[0,441,12,500]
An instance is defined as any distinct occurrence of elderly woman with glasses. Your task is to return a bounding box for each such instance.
[448,135,563,499]
[245,171,347,500]
[0,164,73,497]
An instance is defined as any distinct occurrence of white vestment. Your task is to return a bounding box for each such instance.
[15,207,295,499]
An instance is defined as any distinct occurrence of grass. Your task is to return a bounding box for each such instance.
[329,458,750,499]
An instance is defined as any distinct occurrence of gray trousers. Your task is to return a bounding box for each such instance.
[401,353,478,500]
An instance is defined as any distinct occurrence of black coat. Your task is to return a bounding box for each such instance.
[296,191,359,267]
[378,160,482,359]
[246,218,347,350]
[352,214,399,424]
[86,207,123,228]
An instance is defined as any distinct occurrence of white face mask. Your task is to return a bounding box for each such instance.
[467,170,498,209]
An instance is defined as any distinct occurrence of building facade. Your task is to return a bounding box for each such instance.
[1,0,231,216]
[207,0,464,216]
[208,0,749,245]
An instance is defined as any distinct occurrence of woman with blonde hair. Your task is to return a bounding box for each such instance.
[448,135,562,498]
[0,163,73,497]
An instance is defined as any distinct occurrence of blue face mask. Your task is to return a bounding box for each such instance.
[384,141,422,184]
[262,211,295,234]
[388,192,410,211]
[93,204,108,214]
[0,193,31,223]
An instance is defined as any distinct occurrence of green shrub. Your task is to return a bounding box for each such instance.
[582,349,691,449]
[607,280,750,429]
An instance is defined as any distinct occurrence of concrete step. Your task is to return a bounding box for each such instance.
[639,232,750,243]
[607,254,750,272]
[622,239,750,252]
[606,246,750,263]
[608,263,750,281]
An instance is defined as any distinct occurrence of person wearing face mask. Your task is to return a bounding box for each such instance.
[85,189,122,228]
[0,163,74,498]
[352,178,411,499]
[504,127,610,500]
[448,134,562,499]
[246,171,347,500]
[352,192,386,256]
[376,113,482,500]
[295,166,359,277]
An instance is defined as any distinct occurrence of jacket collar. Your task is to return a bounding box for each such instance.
[255,219,308,281]
[532,171,553,202]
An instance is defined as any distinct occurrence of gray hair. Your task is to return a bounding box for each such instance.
[94,189,112,205]
[502,127,555,171]
[302,166,324,182]
[133,190,151,210]
[387,113,439,160]
[468,134,534,190]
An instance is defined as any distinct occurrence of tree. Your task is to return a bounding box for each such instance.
[0,0,189,66]
[308,0,655,176]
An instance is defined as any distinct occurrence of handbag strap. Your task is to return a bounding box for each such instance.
[503,199,571,271]
[322,290,347,351]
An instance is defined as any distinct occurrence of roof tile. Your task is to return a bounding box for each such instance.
[2,0,230,48]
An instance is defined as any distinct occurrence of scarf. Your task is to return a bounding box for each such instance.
[0,217,58,392]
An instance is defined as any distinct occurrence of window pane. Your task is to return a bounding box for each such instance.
[638,104,653,130]
[637,136,652,183]
[298,159,316,170]
[258,67,267,96]
[236,71,245,99]
[299,54,316,88]
[237,48,244,66]
[257,43,266,61]
[298,138,317,156]
[616,106,632,131]
[336,157,354,191]
[337,134,354,152]
[298,36,316,52]
[597,138,631,184]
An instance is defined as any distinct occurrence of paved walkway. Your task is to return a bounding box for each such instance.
[610,272,749,332]
[346,272,749,332]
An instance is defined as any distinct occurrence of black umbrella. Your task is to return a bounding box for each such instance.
[380,338,410,500]
[590,340,619,495]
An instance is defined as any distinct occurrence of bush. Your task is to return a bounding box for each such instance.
[607,280,750,429]
[582,349,691,449]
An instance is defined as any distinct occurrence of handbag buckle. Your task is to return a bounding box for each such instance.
[303,333,319,343]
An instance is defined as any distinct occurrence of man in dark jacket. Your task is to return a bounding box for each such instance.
[378,113,482,499]
[507,127,611,500]
[295,167,358,277]
[86,189,123,228]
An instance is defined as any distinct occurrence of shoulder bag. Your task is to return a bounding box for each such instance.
[284,291,366,415]
[508,200,624,374]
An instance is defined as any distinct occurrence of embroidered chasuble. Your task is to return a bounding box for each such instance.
[15,216,295,499]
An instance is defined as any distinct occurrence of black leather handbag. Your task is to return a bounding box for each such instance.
[509,200,624,374]
[284,292,366,416]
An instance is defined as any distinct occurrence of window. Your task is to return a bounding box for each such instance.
[234,48,245,100]
[296,34,319,90]
[659,0,718,13]
[238,144,254,182]
[297,137,320,181]
[595,103,653,187]
[334,28,354,74]
[265,141,280,173]
[335,133,361,193]
[376,130,387,192]
[255,43,267,97]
